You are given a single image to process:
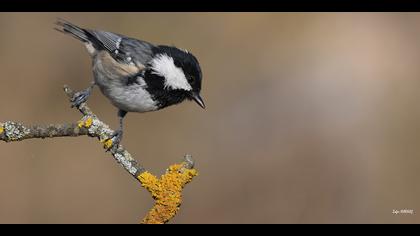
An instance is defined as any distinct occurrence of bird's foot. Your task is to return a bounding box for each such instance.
[104,129,123,152]
[71,89,91,108]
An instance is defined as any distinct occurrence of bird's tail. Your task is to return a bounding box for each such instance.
[54,18,90,43]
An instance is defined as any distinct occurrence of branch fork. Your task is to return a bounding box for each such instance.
[0,85,198,224]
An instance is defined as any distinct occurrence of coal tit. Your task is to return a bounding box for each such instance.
[55,19,205,148]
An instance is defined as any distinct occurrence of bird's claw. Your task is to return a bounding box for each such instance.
[71,89,91,108]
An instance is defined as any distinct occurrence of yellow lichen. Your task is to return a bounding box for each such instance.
[78,117,93,128]
[84,117,93,128]
[0,125,3,135]
[138,162,198,224]
[102,138,113,150]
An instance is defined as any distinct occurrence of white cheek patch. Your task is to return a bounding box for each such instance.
[150,54,192,91]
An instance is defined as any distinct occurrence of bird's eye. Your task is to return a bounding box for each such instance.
[188,76,195,83]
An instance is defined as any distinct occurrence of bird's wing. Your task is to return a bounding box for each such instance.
[86,30,155,68]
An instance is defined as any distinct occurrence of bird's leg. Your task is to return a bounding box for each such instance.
[107,109,127,151]
[71,81,96,108]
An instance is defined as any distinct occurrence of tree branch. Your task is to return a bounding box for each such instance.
[0,85,198,224]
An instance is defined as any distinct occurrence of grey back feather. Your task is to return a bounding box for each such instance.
[87,30,155,67]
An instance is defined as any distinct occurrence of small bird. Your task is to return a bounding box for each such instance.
[55,19,205,149]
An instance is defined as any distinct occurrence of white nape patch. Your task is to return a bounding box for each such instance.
[116,38,122,49]
[150,54,192,91]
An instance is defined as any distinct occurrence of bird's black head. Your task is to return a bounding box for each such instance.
[145,45,205,109]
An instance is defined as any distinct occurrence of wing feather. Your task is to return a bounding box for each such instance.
[87,30,155,67]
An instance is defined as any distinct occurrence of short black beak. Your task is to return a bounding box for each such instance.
[192,93,206,109]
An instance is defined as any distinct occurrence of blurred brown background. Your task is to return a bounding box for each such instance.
[1,13,420,223]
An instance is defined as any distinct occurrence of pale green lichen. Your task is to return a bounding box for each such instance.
[86,118,114,146]
[113,152,138,175]
[3,121,30,141]
[138,162,198,224]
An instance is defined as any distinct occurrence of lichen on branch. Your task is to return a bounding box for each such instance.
[139,155,198,224]
[0,85,198,224]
